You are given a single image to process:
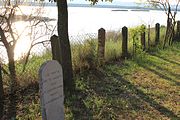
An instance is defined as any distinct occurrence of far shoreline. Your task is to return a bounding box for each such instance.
[0,1,166,11]
[1,1,180,11]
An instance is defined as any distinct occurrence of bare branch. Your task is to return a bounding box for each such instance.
[0,26,9,50]
[51,25,57,36]
[32,40,50,48]
[22,40,50,72]
[148,0,168,15]
[175,0,180,14]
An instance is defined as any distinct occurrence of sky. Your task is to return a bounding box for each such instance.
[67,0,137,3]
[113,0,136,2]
[67,0,179,5]
[67,0,140,5]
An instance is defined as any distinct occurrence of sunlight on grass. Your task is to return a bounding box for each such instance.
[105,40,122,61]
[2,23,179,119]
[66,42,180,119]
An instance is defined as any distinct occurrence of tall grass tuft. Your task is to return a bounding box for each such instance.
[15,49,52,86]
[104,30,122,61]
[1,25,170,87]
[71,39,98,72]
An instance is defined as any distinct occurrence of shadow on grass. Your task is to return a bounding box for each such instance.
[65,89,93,120]
[102,67,179,119]
[151,63,180,80]
[3,81,39,119]
[151,54,180,66]
[7,92,18,119]
[136,63,180,86]
[170,45,180,53]
[18,81,39,97]
[149,61,180,79]
[133,53,180,86]
[69,67,179,119]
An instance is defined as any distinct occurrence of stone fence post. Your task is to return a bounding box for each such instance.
[148,25,151,49]
[98,28,106,65]
[141,31,146,51]
[50,35,62,64]
[176,21,180,42]
[155,23,160,45]
[122,26,128,59]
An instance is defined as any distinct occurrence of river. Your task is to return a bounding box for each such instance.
[19,6,180,35]
[1,5,180,62]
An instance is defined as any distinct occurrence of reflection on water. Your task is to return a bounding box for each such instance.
[14,21,31,60]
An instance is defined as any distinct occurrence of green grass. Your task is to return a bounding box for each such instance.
[105,40,122,61]
[65,42,180,119]
[16,49,52,86]
[2,26,179,119]
[13,42,179,119]
[4,25,167,82]
[71,39,98,72]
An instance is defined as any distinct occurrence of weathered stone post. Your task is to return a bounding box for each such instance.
[98,28,106,64]
[148,25,151,49]
[0,64,4,119]
[176,21,180,42]
[155,23,160,45]
[50,35,62,64]
[122,26,128,59]
[141,30,146,51]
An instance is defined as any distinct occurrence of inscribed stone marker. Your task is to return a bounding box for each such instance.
[39,60,64,120]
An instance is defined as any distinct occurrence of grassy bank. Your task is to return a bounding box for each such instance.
[3,25,166,82]
[11,42,179,119]
[2,25,178,119]
[65,42,180,119]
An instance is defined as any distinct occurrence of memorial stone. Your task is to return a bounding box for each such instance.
[39,60,64,120]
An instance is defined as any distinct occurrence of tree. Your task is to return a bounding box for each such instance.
[0,3,19,119]
[0,65,4,119]
[0,1,52,118]
[53,0,112,93]
[147,0,180,48]
[56,0,75,93]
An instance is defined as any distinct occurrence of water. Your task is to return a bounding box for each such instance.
[43,6,180,35]
[19,6,180,35]
[1,6,180,62]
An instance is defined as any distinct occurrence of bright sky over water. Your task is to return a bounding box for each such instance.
[67,0,138,4]
[67,0,179,5]
[115,0,136,2]
[66,0,142,6]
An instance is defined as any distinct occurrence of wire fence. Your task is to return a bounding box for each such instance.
[0,24,169,86]
[0,33,100,85]
[69,33,97,44]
